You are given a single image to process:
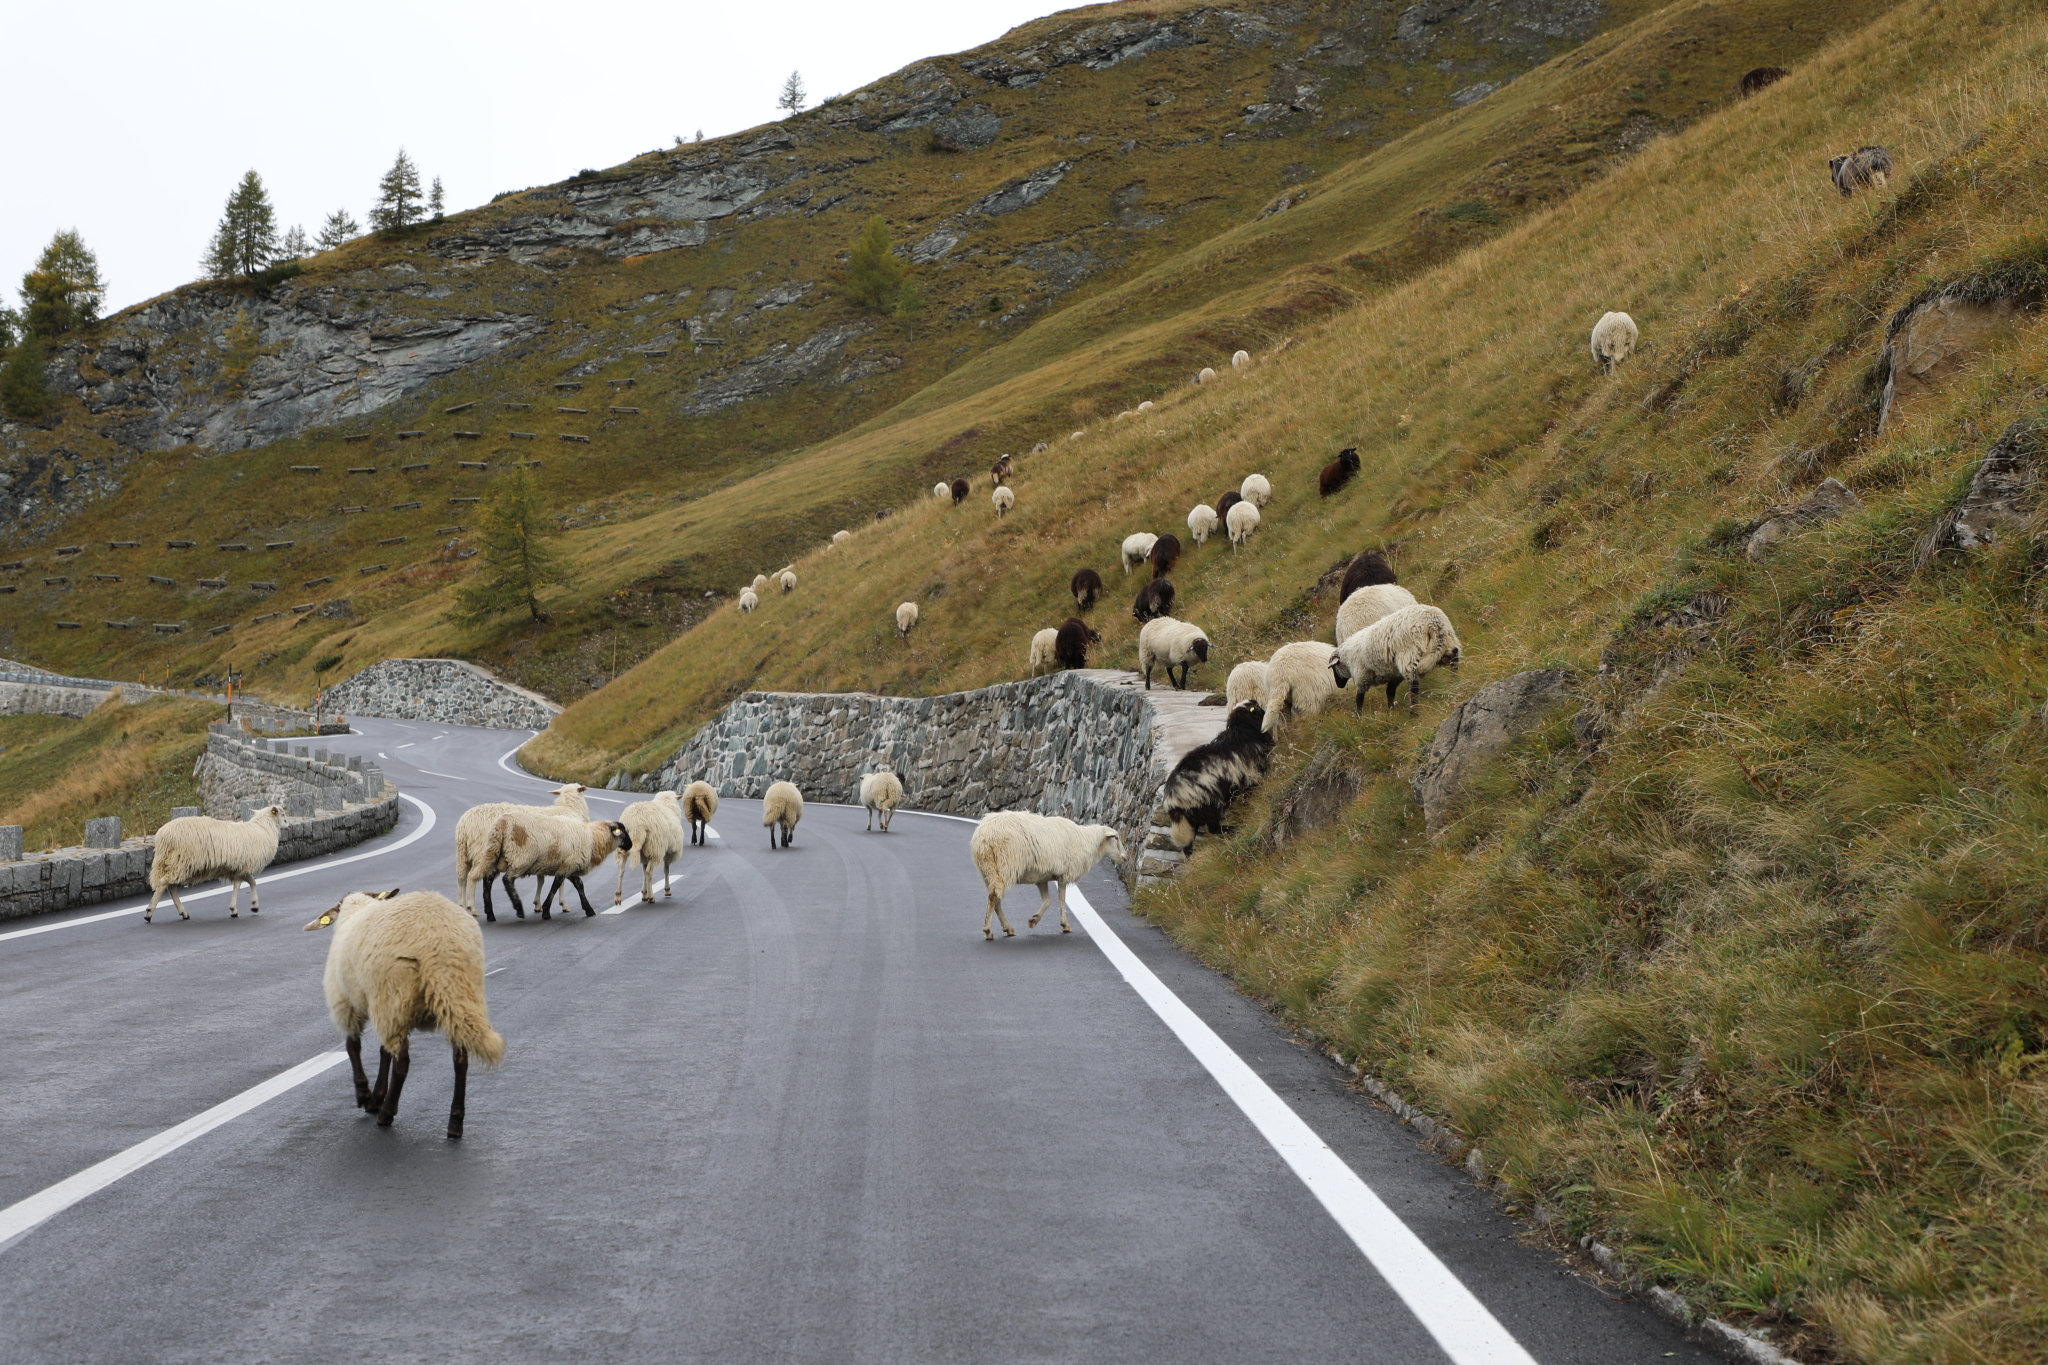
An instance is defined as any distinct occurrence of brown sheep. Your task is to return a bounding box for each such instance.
[1338,548,1397,602]
[1148,533,1182,579]
[1738,66,1788,97]
[1133,578,1176,622]
[1071,567,1103,611]
[1319,447,1362,497]
[951,477,970,504]
[1054,617,1100,670]
[991,455,1014,486]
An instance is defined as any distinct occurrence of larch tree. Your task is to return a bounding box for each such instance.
[0,329,48,418]
[448,466,578,625]
[842,217,911,315]
[315,209,360,251]
[280,225,311,259]
[429,176,445,221]
[370,149,424,233]
[20,229,107,335]
[202,171,280,279]
[777,70,807,115]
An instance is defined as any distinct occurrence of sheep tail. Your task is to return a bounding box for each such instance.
[423,963,506,1066]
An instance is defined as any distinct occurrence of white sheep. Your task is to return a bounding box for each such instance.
[969,811,1126,939]
[1232,350,1250,370]
[934,482,951,499]
[1029,627,1060,676]
[453,785,589,918]
[145,805,283,922]
[682,780,719,845]
[1186,504,1218,546]
[481,810,631,920]
[751,573,771,594]
[1591,311,1638,374]
[763,780,803,848]
[859,769,904,832]
[896,601,919,638]
[1225,660,1269,713]
[832,530,852,545]
[1261,641,1340,733]
[1240,473,1272,508]
[305,888,504,1138]
[1226,500,1261,551]
[1136,615,1211,690]
[614,789,686,905]
[1069,430,1085,441]
[1137,400,1155,412]
[1197,367,1217,384]
[1335,583,1418,644]
[779,570,797,594]
[1331,604,1463,714]
[992,486,1015,517]
[1120,532,1158,575]
[738,588,758,613]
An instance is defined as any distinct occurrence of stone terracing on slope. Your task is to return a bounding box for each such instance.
[321,657,561,730]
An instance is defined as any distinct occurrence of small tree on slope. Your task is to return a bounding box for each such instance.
[843,217,910,316]
[448,466,578,625]
[21,230,107,335]
[0,329,49,419]
[371,150,425,233]
[777,70,807,116]
[202,171,280,279]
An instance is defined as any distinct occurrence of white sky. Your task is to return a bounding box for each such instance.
[8,0,1064,317]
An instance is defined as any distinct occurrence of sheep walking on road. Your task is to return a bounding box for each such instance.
[1331,604,1463,714]
[1590,312,1638,374]
[615,790,686,905]
[968,811,1125,939]
[305,888,505,1139]
[145,805,284,922]
[1161,701,1275,852]
[494,816,631,920]
[896,601,920,639]
[682,780,719,846]
[1137,616,1210,690]
[860,770,904,832]
[764,781,804,849]
[1226,500,1261,551]
[453,785,589,920]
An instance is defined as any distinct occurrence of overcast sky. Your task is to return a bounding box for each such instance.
[8,0,1063,318]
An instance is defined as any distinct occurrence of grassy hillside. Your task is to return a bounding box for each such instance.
[0,696,214,850]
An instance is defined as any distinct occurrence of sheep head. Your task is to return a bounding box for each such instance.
[1330,657,1353,687]
[1190,637,1209,663]
[605,821,632,853]
[305,887,400,930]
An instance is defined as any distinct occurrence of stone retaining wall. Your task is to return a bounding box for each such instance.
[0,679,122,719]
[321,658,560,730]
[195,726,390,818]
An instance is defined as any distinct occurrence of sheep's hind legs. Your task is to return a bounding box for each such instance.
[501,875,528,920]
[983,891,1018,940]
[1027,881,1054,929]
[369,1047,392,1112]
[345,1034,374,1111]
[568,875,597,917]
[168,886,192,921]
[226,877,240,918]
[447,1047,468,1140]
[376,1042,411,1127]
[477,877,496,923]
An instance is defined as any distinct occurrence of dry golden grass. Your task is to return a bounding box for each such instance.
[0,696,217,850]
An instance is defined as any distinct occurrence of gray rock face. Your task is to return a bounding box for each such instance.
[685,322,872,415]
[1413,669,1575,834]
[1919,416,2045,564]
[1880,292,2028,431]
[320,658,560,730]
[1265,744,1364,850]
[971,162,1072,217]
[1745,477,1862,559]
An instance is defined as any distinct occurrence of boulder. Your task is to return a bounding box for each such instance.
[1413,670,1575,835]
[1918,416,2045,564]
[1265,745,1364,851]
[1745,477,1862,560]
[1880,293,2026,431]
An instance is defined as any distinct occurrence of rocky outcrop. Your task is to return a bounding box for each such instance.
[1879,291,2030,430]
[686,322,874,415]
[1414,669,1576,834]
[1265,743,1365,850]
[322,658,560,730]
[1917,416,2046,565]
[1744,476,1862,559]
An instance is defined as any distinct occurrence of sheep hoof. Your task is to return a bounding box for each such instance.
[1004,928,1016,937]
[376,1115,395,1128]
[984,929,994,940]
[1061,926,1072,934]
[446,1123,464,1140]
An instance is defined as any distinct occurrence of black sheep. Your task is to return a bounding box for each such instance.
[1319,447,1362,497]
[1132,578,1176,622]
[1738,66,1788,97]
[991,455,1013,486]
[1215,490,1242,522]
[1337,548,1397,602]
[1160,701,1274,852]
[1148,533,1182,579]
[950,478,970,505]
[1053,616,1101,670]
[1829,146,1894,197]
[1071,567,1103,611]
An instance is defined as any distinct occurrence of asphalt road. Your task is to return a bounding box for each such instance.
[0,717,1714,1364]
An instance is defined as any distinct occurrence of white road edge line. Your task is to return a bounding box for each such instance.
[0,794,440,943]
[0,1051,348,1252]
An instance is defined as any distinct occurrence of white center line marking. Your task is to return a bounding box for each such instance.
[484,967,505,976]
[396,743,415,749]
[415,769,466,781]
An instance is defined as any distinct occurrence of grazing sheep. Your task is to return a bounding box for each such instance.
[305,888,504,1138]
[614,790,686,906]
[453,785,590,919]
[1137,400,1155,412]
[1031,442,1048,454]
[1240,473,1272,508]
[1161,701,1275,851]
[1319,447,1362,497]
[1261,641,1340,733]
[751,573,771,594]
[1338,547,1397,602]
[682,780,719,846]
[1590,311,1638,374]
[1226,500,1261,551]
[144,805,283,922]
[1739,66,1788,97]
[1197,367,1217,384]
[993,485,1015,517]
[738,588,759,613]
[934,482,951,500]
[1071,567,1103,611]
[1132,578,1177,623]
[1231,350,1250,370]
[1148,533,1182,579]
[1070,430,1085,441]
[968,811,1126,939]
[896,601,919,638]
[1120,532,1158,575]
[859,770,904,832]
[1054,616,1100,670]
[1215,489,1243,522]
[1137,615,1210,690]
[1187,504,1218,546]
[763,781,803,848]
[951,478,970,505]
[832,530,852,545]
[1335,582,1419,644]
[1030,627,1061,676]
[779,570,798,594]
[1830,145,1894,196]
[1225,660,1269,713]
[1330,604,1463,714]
[991,455,1014,485]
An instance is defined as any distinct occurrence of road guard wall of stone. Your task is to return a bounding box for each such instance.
[321,658,561,730]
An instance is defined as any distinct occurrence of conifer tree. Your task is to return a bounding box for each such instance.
[447,466,577,624]
[0,329,48,419]
[280,225,311,259]
[777,70,807,115]
[892,279,925,340]
[20,230,107,335]
[429,177,445,221]
[315,209,360,251]
[0,306,19,353]
[370,149,424,233]
[202,171,280,279]
[843,217,910,315]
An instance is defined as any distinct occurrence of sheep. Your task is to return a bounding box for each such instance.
[832,530,852,545]
[1319,447,1362,497]
[934,482,951,500]
[763,781,803,848]
[1225,660,1268,713]
[1261,641,1340,733]
[896,601,919,638]
[1148,533,1181,579]
[751,573,771,594]
[1335,582,1419,644]
[1054,616,1100,670]
[1160,701,1275,851]
[144,805,283,922]
[1197,367,1217,384]
[453,785,590,919]
[682,779,719,846]
[1338,547,1397,602]
[1830,145,1893,196]
[1137,400,1155,412]
[1232,349,1250,370]
[1132,578,1176,623]
[614,790,686,906]
[992,486,1015,517]
[1187,504,1218,546]
[1226,500,1261,551]
[738,588,758,613]
[1031,442,1048,454]
[1738,66,1787,97]
[951,478,970,505]
[1215,489,1242,522]
[1137,615,1210,690]
[1071,567,1103,611]
[1069,430,1084,441]
[1120,532,1158,575]
[1330,604,1463,714]
[482,813,631,920]
[991,455,1014,485]
[968,811,1126,939]
[1590,311,1638,374]
[1030,627,1060,676]
[859,769,903,832]
[305,888,504,1138]
[779,570,797,594]
[1240,473,1271,508]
